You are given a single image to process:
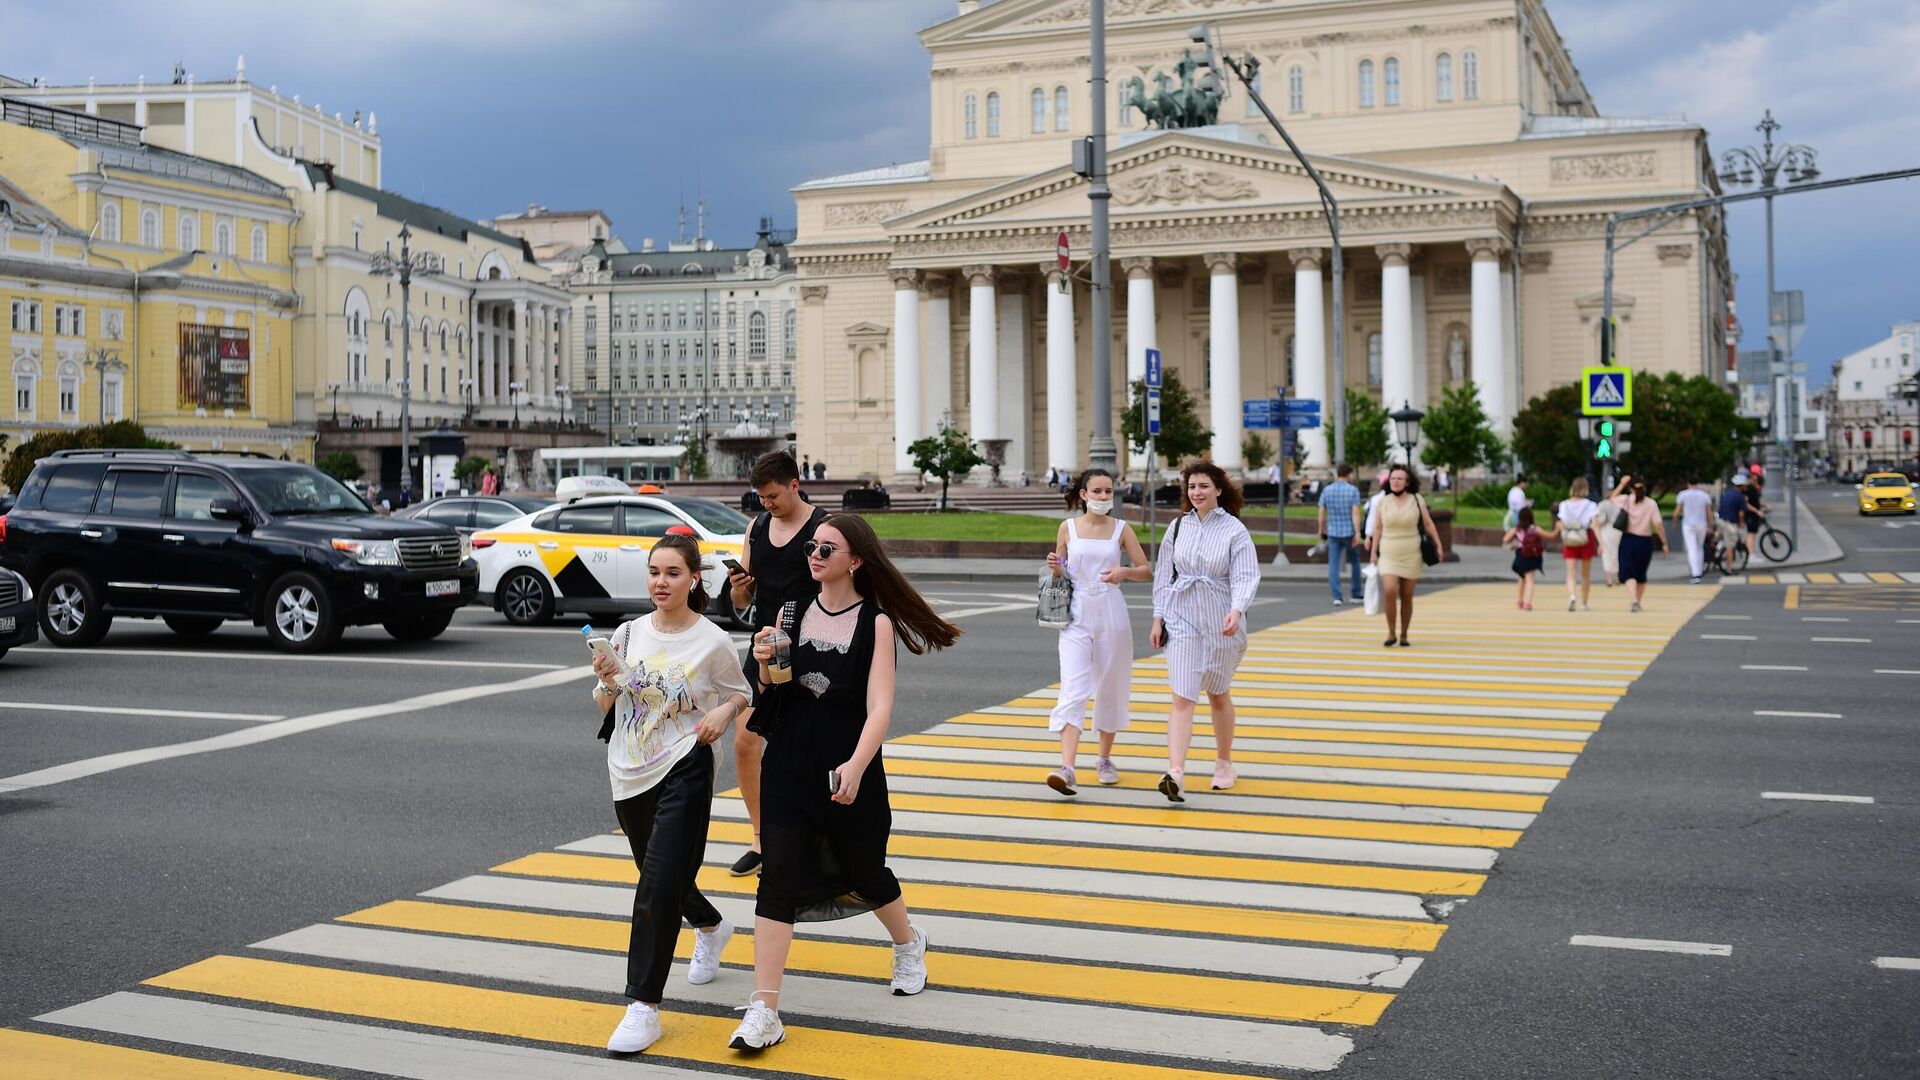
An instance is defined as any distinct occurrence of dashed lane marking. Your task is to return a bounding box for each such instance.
[1569,935,1732,957]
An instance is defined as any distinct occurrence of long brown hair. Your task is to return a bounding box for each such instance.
[824,513,960,655]
[649,533,709,614]
[1179,460,1243,517]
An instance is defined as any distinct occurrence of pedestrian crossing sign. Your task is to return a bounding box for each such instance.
[1581,366,1633,415]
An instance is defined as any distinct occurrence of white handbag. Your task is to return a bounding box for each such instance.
[1362,564,1382,615]
[1036,567,1073,629]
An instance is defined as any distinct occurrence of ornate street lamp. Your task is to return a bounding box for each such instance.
[86,346,126,424]
[508,380,525,428]
[458,377,475,423]
[326,379,342,424]
[368,224,444,497]
[1390,400,1425,466]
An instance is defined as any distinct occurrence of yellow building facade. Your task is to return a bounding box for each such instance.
[1,98,302,460]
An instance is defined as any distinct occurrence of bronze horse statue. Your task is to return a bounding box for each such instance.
[1121,50,1222,130]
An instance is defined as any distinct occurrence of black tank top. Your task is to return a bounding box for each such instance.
[748,505,829,629]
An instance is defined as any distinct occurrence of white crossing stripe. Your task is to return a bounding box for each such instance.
[1700,634,1759,640]
[1739,665,1807,672]
[1874,670,1920,675]
[1811,637,1873,643]
[1774,572,1807,584]
[1569,935,1732,957]
[922,721,1581,766]
[1761,791,1875,804]
[1872,956,1920,971]
[1839,572,1872,584]
[1902,573,1920,584]
[1753,710,1844,719]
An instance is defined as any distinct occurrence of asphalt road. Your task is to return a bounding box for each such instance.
[1802,478,1920,574]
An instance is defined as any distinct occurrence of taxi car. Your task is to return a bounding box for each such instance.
[1856,472,1917,516]
[472,476,751,626]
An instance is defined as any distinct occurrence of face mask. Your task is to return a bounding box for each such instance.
[1085,499,1114,516]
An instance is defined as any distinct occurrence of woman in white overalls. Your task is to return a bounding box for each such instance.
[1044,469,1153,796]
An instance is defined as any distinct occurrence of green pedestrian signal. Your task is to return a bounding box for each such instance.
[1593,419,1615,460]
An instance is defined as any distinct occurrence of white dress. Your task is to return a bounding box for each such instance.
[1050,517,1134,734]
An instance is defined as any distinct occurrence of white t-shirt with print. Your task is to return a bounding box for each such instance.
[1557,497,1601,531]
[604,613,751,801]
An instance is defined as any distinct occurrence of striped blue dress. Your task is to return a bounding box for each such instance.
[1152,508,1260,700]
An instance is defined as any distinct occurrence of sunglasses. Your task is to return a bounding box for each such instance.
[802,540,841,559]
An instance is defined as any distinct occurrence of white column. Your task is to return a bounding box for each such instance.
[1377,243,1415,462]
[1122,257,1156,471]
[1041,263,1077,473]
[1205,252,1243,471]
[963,264,998,441]
[1500,258,1518,433]
[1469,238,1508,433]
[890,268,922,475]
[1290,248,1330,469]
[923,275,953,428]
[513,299,530,409]
[1410,270,1430,410]
[995,278,1031,477]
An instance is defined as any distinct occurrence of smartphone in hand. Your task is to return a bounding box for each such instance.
[723,557,746,576]
[827,769,842,795]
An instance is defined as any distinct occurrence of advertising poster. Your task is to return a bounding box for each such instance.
[179,323,251,410]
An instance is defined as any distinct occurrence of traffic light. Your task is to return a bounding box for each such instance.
[1598,317,1618,364]
[1592,418,1633,460]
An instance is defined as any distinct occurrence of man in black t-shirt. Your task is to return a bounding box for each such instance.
[723,451,829,876]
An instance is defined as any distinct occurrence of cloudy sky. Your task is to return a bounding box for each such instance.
[5,0,1915,382]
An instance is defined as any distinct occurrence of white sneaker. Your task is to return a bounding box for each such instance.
[1095,757,1120,785]
[687,918,733,985]
[890,925,929,996]
[1332,597,1344,607]
[729,997,785,1051]
[607,1000,662,1053]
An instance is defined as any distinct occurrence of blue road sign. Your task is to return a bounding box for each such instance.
[1280,412,1321,430]
[1145,348,1163,390]
[1581,366,1632,415]
[1147,388,1162,436]
[1280,398,1321,415]
[1242,399,1281,430]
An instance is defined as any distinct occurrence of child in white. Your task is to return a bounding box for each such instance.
[1044,469,1153,796]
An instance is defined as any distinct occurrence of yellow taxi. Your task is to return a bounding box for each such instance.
[473,476,750,626]
[1857,472,1917,516]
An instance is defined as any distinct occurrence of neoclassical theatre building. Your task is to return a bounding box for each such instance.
[790,0,1731,480]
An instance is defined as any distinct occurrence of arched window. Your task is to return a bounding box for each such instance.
[439,327,447,353]
[1358,60,1376,108]
[1118,84,1134,127]
[140,209,159,247]
[99,203,120,242]
[784,307,796,359]
[178,212,198,252]
[963,93,978,138]
[1367,331,1383,386]
[1384,58,1401,106]
[214,222,232,256]
[1031,88,1047,133]
[383,315,392,343]
[251,226,266,262]
[986,92,1001,137]
[1054,86,1070,130]
[1288,65,1305,113]
[1436,53,1454,102]
[749,310,767,360]
[1462,50,1479,100]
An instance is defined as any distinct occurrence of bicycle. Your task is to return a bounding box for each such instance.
[1754,518,1795,562]
[1704,525,1749,574]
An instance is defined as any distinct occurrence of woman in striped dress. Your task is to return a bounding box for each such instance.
[1150,461,1261,803]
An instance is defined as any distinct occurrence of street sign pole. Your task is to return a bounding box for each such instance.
[1274,385,1289,565]
[1144,348,1161,563]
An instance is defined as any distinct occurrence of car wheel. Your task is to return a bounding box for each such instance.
[163,615,223,638]
[39,568,112,647]
[264,571,343,653]
[499,569,554,626]
[383,609,456,641]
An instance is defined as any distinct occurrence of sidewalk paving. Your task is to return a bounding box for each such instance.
[901,495,1844,584]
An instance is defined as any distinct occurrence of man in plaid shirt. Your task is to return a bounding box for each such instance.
[1317,463,1365,605]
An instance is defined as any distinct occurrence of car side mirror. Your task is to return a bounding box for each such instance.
[210,497,252,525]
[1855,484,1863,490]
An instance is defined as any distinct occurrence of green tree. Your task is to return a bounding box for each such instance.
[681,438,711,481]
[316,451,364,483]
[453,455,492,488]
[1120,369,1211,467]
[908,422,986,511]
[2,421,177,493]
[1241,431,1274,472]
[1511,383,1587,484]
[1418,381,1504,506]
[1341,388,1392,469]
[1625,372,1759,494]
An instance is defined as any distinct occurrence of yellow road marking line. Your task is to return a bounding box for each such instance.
[1805,572,1837,584]
[1001,698,1604,733]
[340,900,1392,1026]
[705,819,1486,895]
[897,733,1570,779]
[1113,682,1614,709]
[871,757,1549,812]
[0,1027,317,1079]
[145,955,1266,1079]
[1785,585,1800,609]
[1127,672,1625,697]
[943,713,1590,754]
[1869,572,1904,584]
[1748,574,1777,584]
[491,853,1447,951]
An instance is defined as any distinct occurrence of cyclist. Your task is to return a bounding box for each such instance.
[1715,476,1748,574]
[1744,474,1769,561]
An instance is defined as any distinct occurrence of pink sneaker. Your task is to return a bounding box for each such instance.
[1211,761,1237,791]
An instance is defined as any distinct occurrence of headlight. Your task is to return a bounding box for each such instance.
[19,579,31,603]
[331,538,401,565]
[461,535,474,560]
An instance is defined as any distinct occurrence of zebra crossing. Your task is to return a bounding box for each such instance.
[1720,570,1920,584]
[10,583,1715,1078]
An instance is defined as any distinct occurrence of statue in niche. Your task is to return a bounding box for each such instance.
[1446,328,1466,385]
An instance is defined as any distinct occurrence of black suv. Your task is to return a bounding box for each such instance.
[0,450,476,652]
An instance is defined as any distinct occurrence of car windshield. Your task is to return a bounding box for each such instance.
[1865,474,1907,486]
[237,466,372,515]
[668,497,751,535]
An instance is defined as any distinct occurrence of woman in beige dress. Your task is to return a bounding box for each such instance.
[1367,465,1443,647]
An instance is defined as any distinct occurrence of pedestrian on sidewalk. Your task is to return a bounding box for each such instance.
[1367,465,1444,646]
[593,534,752,1055]
[1317,463,1365,606]
[1556,478,1604,610]
[1045,469,1152,797]
[1717,475,1749,573]
[1503,506,1551,610]
[732,515,960,1053]
[1673,477,1713,583]
[1504,474,1533,529]
[1609,474,1669,612]
[726,451,831,879]
[1150,461,1259,803]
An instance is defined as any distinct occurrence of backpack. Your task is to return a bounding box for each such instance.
[1519,525,1545,558]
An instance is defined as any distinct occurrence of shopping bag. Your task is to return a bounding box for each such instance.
[1037,567,1074,629]
[1362,564,1381,615]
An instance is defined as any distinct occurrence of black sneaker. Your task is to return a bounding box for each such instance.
[728,850,763,876]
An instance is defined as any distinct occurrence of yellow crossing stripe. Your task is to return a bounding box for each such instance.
[491,852,1447,951]
[1114,682,1611,710]
[1869,572,1904,584]
[943,712,1590,753]
[1001,697,1603,732]
[0,1028,317,1079]
[145,955,1264,1079]
[341,899,1392,1025]
[898,733,1571,779]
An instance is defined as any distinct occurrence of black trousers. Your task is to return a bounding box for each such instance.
[612,742,724,1002]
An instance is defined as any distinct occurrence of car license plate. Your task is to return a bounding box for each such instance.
[0,616,12,633]
[425,580,460,598]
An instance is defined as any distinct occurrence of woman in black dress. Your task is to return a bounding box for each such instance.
[727,514,961,1053]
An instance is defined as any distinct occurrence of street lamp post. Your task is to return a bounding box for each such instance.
[368,224,443,499]
[86,346,126,424]
[1718,110,1818,547]
[556,384,571,427]
[458,377,474,423]
[1390,400,1425,468]
[327,380,342,424]
[508,381,525,428]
